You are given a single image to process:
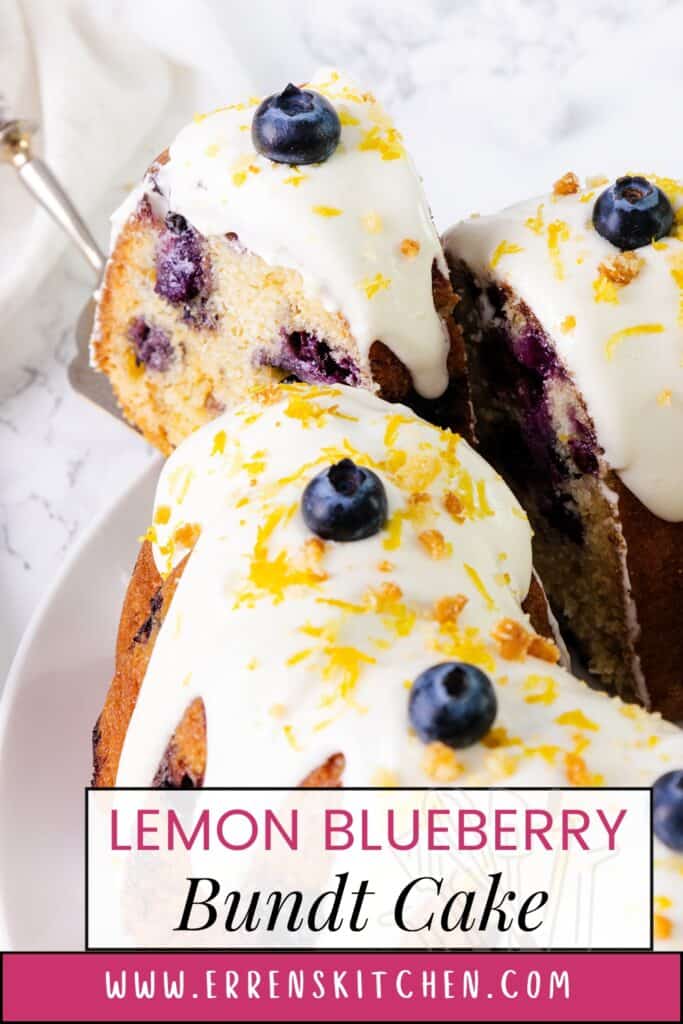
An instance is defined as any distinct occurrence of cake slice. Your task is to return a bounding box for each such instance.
[92,384,683,947]
[445,173,683,720]
[91,69,468,453]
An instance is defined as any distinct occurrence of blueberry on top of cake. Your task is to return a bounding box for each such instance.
[91,70,466,453]
[94,383,683,947]
[443,173,683,718]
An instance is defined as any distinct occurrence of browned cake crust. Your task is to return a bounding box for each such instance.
[93,543,555,789]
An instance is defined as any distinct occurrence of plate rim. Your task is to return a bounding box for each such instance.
[0,457,161,949]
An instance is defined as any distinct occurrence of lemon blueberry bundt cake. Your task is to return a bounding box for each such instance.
[91,70,467,454]
[445,174,683,720]
[92,383,683,948]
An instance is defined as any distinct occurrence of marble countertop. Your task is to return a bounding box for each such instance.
[2,0,682,682]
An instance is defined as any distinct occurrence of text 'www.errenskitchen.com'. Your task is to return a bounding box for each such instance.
[104,965,571,1003]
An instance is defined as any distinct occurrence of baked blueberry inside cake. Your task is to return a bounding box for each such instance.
[445,173,683,720]
[91,70,470,453]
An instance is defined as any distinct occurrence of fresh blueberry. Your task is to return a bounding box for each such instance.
[409,662,497,749]
[252,83,341,165]
[653,770,683,852]
[155,216,205,304]
[302,459,388,541]
[128,317,174,372]
[593,176,674,250]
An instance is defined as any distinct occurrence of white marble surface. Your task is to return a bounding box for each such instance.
[2,0,683,682]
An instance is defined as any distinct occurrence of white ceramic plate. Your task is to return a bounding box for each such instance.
[0,461,160,950]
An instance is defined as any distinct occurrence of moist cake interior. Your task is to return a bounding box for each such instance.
[451,260,642,704]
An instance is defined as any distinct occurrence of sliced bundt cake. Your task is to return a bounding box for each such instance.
[445,173,683,720]
[91,70,468,453]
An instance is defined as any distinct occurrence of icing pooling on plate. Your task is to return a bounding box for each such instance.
[123,68,450,399]
[444,176,683,521]
[115,384,683,947]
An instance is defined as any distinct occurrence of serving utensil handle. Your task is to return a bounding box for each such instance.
[0,119,105,279]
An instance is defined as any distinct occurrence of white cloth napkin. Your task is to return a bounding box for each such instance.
[0,0,266,350]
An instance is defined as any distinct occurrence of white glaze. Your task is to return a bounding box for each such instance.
[444,176,683,520]
[114,384,682,945]
[109,69,450,399]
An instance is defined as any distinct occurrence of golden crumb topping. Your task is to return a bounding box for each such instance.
[598,250,644,286]
[553,171,580,196]
[491,618,560,663]
[418,529,452,559]
[400,238,421,258]
[433,594,468,624]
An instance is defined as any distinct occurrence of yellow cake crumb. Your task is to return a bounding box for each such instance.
[561,315,576,333]
[124,348,145,379]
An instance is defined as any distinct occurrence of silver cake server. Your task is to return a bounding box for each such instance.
[0,109,126,423]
